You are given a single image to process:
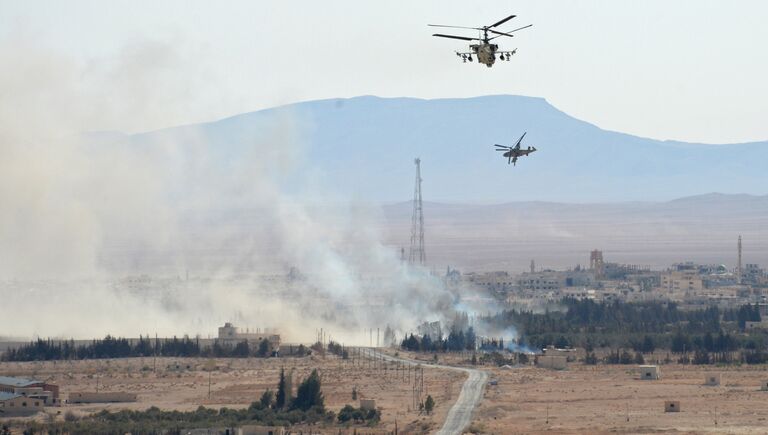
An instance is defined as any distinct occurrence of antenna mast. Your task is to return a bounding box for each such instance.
[409,158,426,265]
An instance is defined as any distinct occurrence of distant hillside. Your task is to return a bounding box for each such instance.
[85,96,767,274]
[110,95,768,203]
[380,194,768,272]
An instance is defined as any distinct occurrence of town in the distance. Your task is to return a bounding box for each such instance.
[3,2,768,435]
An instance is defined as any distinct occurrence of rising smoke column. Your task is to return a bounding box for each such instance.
[0,38,463,343]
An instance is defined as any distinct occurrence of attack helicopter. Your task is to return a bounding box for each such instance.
[429,14,532,67]
[495,132,536,166]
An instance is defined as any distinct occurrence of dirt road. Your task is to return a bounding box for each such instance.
[370,349,488,435]
[434,366,487,435]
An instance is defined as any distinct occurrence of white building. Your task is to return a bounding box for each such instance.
[218,323,280,353]
[639,365,660,380]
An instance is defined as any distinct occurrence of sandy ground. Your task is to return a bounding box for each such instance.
[0,354,465,434]
[473,363,768,434]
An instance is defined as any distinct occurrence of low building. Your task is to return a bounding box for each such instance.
[238,426,285,435]
[639,365,660,380]
[662,270,704,293]
[760,380,768,391]
[664,401,680,412]
[218,323,280,354]
[704,373,721,386]
[518,271,564,291]
[542,345,576,360]
[536,355,567,370]
[360,398,376,410]
[184,428,237,435]
[0,376,59,405]
[0,391,44,416]
[68,392,137,403]
[464,271,516,294]
[745,320,768,331]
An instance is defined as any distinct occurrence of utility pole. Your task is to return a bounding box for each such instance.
[154,332,157,373]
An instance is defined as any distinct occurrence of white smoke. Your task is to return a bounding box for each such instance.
[0,38,461,344]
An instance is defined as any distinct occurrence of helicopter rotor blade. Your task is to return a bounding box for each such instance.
[428,24,483,30]
[504,24,533,34]
[490,14,516,28]
[489,24,532,40]
[488,29,516,38]
[515,132,527,148]
[432,33,478,41]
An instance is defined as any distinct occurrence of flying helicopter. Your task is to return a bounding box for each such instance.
[429,14,532,67]
[495,132,536,166]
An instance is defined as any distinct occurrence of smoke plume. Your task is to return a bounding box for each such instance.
[0,39,467,344]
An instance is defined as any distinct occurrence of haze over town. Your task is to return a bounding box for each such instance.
[1,2,767,434]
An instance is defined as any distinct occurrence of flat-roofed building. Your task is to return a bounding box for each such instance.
[518,271,563,291]
[704,373,721,386]
[217,323,280,354]
[0,391,43,416]
[68,392,137,403]
[662,270,703,293]
[0,376,59,405]
[639,365,661,380]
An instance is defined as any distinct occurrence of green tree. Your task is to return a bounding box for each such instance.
[233,340,250,357]
[257,339,270,357]
[642,335,655,354]
[293,369,324,411]
[337,404,355,422]
[276,368,288,409]
[633,351,645,364]
[619,349,633,364]
[424,395,435,415]
[259,389,274,409]
[518,353,529,364]
[584,352,598,365]
[584,339,594,353]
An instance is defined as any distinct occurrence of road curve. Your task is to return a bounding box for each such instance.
[370,349,488,435]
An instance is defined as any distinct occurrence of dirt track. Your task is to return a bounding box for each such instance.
[374,348,488,435]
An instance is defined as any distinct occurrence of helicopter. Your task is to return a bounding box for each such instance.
[495,132,536,166]
[429,14,532,67]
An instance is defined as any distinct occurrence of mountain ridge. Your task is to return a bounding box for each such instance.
[91,95,768,202]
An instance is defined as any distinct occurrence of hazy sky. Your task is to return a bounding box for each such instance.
[2,0,767,143]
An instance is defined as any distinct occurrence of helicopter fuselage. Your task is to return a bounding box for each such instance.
[503,147,536,159]
[470,43,499,67]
